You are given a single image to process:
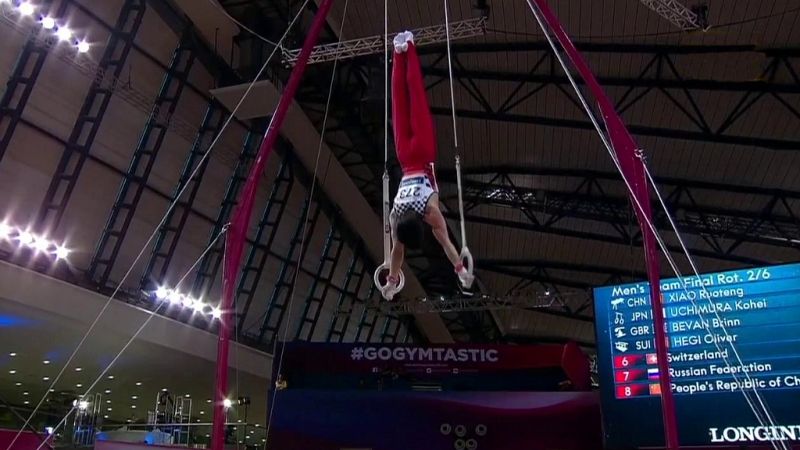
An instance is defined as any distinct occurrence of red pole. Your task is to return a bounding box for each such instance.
[210,1,335,449]
[528,1,679,448]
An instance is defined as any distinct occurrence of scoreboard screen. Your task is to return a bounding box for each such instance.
[594,263,800,449]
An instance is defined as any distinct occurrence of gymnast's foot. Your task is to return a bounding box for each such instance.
[393,31,414,53]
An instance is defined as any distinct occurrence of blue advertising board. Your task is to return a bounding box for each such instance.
[594,263,800,449]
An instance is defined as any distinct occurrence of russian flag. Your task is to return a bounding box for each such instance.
[647,368,659,380]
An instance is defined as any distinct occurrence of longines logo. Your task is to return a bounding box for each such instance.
[709,425,800,443]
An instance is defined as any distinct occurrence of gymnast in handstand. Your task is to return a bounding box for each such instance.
[380,31,473,301]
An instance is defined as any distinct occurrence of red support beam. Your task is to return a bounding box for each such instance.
[210,1,335,449]
[526,1,679,448]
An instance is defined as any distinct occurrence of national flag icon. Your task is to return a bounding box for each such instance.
[647,368,660,380]
[649,384,662,396]
[646,353,658,365]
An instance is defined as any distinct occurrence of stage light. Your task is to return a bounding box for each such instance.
[56,27,72,41]
[17,231,33,245]
[33,236,50,252]
[42,360,50,365]
[77,41,89,53]
[41,16,55,29]
[182,296,193,308]
[0,223,12,239]
[223,398,232,409]
[45,427,53,435]
[18,2,34,16]
[155,287,169,300]
[211,307,222,320]
[78,400,89,410]
[168,291,182,305]
[191,300,204,312]
[54,245,70,260]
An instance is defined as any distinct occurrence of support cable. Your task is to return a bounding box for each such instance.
[525,2,784,447]
[263,0,350,447]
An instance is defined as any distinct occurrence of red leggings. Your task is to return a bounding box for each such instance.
[393,43,437,176]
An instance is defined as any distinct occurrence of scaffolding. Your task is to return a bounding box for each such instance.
[281,16,488,65]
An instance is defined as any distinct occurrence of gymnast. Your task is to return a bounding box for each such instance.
[380,31,473,300]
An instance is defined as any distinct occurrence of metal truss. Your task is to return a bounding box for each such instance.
[422,43,800,151]
[0,0,67,164]
[35,0,146,233]
[192,129,262,298]
[140,101,227,290]
[295,214,345,340]
[437,167,799,265]
[254,197,322,346]
[639,0,706,30]
[354,285,382,342]
[282,16,487,65]
[236,157,294,332]
[379,293,561,315]
[378,315,403,343]
[88,30,196,287]
[325,243,370,343]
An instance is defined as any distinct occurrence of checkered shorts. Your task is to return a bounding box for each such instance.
[391,175,436,219]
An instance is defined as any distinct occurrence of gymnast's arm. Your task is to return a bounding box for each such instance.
[425,195,461,267]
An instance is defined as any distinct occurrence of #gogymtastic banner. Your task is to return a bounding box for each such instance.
[273,342,590,391]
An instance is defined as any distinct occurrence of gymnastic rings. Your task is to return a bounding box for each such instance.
[460,247,474,275]
[374,262,405,296]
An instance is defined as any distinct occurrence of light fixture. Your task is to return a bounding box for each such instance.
[41,16,55,29]
[17,1,34,16]
[206,399,211,403]
[9,352,16,357]
[42,376,49,381]
[15,382,22,387]
[23,392,29,396]
[103,415,108,419]
[23,401,30,405]
[32,236,50,252]
[135,382,142,386]
[191,300,204,312]
[211,307,222,320]
[183,394,190,398]
[181,296,193,308]
[167,291,182,305]
[45,427,54,435]
[105,400,111,404]
[76,383,82,388]
[105,389,111,394]
[131,405,136,409]
[56,26,72,42]
[107,407,112,411]
[54,245,69,260]
[155,287,169,300]
[77,41,89,53]
[0,223,11,239]
[74,367,82,372]
[223,399,232,409]
[131,395,138,400]
[43,360,50,365]
[17,231,33,245]
[78,400,89,410]
[9,370,16,374]
[107,375,114,380]
[200,411,205,415]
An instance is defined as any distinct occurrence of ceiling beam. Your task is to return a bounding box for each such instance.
[423,67,800,94]
[419,42,800,57]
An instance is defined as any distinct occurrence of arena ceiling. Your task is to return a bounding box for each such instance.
[215,0,800,345]
[0,0,797,353]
